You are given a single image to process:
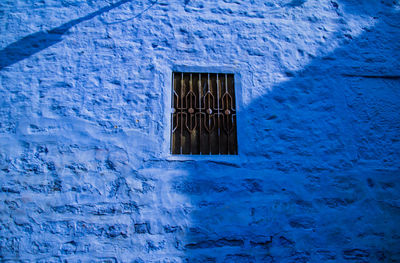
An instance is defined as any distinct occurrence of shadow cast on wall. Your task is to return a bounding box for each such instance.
[1,0,399,261]
[180,2,400,262]
[0,0,132,71]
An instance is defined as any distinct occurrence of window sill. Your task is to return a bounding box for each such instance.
[166,154,244,166]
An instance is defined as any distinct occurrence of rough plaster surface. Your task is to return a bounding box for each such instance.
[1,0,400,262]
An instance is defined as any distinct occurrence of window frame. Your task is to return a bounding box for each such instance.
[161,65,244,163]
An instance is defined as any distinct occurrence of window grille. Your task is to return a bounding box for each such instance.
[171,72,238,155]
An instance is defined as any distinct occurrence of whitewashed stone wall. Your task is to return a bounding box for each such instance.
[1,0,399,262]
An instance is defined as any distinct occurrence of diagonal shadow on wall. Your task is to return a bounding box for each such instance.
[0,0,132,71]
[0,0,398,261]
[180,2,400,262]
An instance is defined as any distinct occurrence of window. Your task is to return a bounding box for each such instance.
[171,72,238,155]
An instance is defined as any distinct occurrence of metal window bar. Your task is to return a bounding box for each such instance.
[171,72,238,155]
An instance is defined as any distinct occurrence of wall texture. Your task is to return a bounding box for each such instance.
[1,0,400,262]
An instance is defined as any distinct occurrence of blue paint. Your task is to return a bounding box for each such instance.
[0,0,399,262]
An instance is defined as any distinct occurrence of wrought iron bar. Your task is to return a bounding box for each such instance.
[171,72,237,155]
[216,74,220,154]
[198,73,202,155]
[180,72,184,154]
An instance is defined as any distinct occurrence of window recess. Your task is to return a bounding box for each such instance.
[171,72,238,155]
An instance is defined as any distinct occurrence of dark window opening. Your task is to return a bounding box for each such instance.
[171,72,238,155]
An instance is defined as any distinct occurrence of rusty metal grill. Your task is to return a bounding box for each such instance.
[171,72,238,155]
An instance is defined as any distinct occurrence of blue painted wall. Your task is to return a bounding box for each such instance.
[1,0,399,262]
